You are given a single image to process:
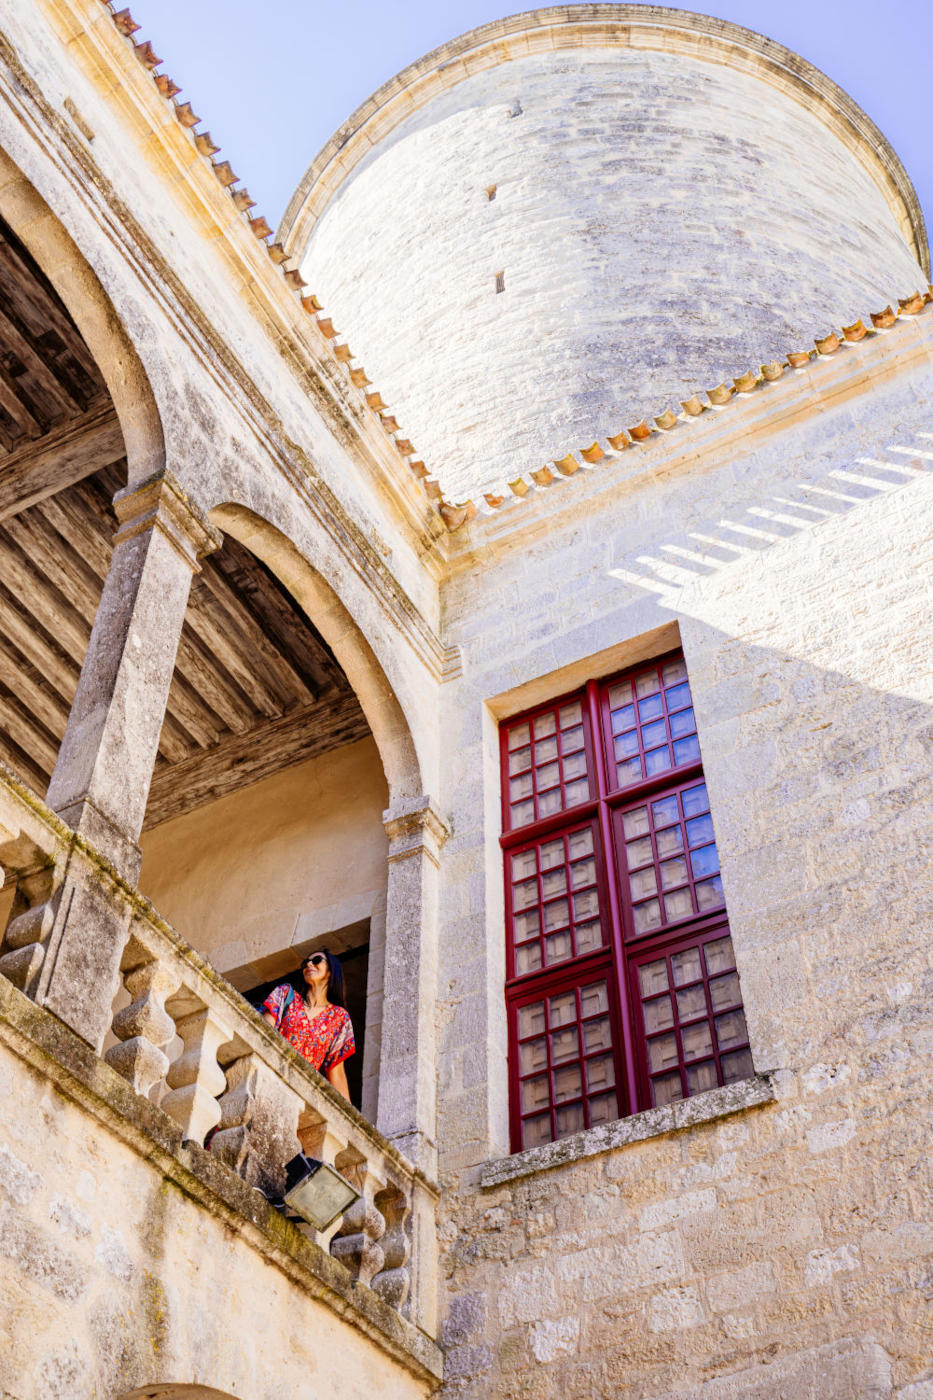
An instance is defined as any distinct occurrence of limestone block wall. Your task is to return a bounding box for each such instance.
[288,13,927,500]
[0,1028,431,1400]
[432,337,933,1394]
[138,736,388,988]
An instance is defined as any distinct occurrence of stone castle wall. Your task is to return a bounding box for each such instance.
[291,18,926,499]
[432,338,933,1395]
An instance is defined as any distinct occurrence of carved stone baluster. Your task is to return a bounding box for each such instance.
[105,939,181,1097]
[0,864,61,996]
[330,1153,387,1287]
[212,1052,302,1197]
[161,1003,232,1144]
[371,1184,412,1313]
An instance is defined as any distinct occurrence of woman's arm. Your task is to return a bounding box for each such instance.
[326,1060,350,1101]
[261,1010,276,1028]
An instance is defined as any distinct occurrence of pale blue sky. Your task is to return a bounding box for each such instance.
[127,0,931,263]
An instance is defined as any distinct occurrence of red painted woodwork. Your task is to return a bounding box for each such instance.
[501,650,752,1151]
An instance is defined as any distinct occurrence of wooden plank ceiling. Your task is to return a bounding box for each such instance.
[0,217,371,829]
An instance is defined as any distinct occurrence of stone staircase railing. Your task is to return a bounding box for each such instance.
[0,762,437,1336]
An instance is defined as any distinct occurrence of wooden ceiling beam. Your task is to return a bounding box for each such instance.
[145,690,370,830]
[195,563,319,706]
[0,583,78,704]
[0,689,58,777]
[0,532,90,664]
[0,634,69,740]
[0,727,48,798]
[0,301,82,418]
[0,401,123,520]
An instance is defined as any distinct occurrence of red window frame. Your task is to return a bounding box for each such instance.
[501,649,753,1153]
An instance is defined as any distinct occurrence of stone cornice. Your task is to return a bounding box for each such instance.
[383,796,452,865]
[279,5,928,278]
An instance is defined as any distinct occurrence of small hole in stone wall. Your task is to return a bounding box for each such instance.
[495,271,505,294]
[508,99,523,118]
[487,185,498,201]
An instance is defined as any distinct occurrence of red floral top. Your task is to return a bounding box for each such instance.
[262,986,355,1073]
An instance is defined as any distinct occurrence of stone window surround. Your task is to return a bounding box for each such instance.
[480,1073,775,1187]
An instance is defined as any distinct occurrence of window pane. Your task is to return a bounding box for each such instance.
[560,701,583,728]
[512,848,537,881]
[704,936,735,974]
[520,1038,548,1074]
[686,1061,718,1095]
[626,836,653,867]
[665,681,691,711]
[534,712,556,739]
[682,783,709,818]
[710,971,741,1010]
[522,1113,551,1148]
[553,1064,582,1103]
[518,1001,545,1038]
[571,857,596,888]
[513,879,538,912]
[645,746,672,775]
[611,705,636,735]
[513,910,539,941]
[538,789,563,816]
[673,735,701,766]
[568,828,594,860]
[651,795,679,827]
[641,719,667,749]
[545,932,573,965]
[671,947,702,986]
[575,920,603,953]
[508,722,530,750]
[648,1034,679,1072]
[549,991,576,1027]
[583,1016,613,1052]
[662,659,688,686]
[630,867,658,901]
[616,755,643,785]
[555,1103,585,1138]
[676,984,707,1021]
[509,746,532,774]
[565,778,590,806]
[635,671,660,698]
[652,1072,683,1106]
[589,1092,618,1125]
[521,1075,550,1112]
[540,839,564,869]
[660,857,688,890]
[608,682,633,709]
[573,889,600,921]
[696,876,724,910]
[721,1048,754,1083]
[585,1054,614,1092]
[515,943,542,974]
[715,1009,748,1051]
[550,1026,579,1062]
[541,866,567,898]
[690,844,720,878]
[563,749,588,780]
[682,1021,713,1061]
[562,725,584,753]
[511,799,534,826]
[580,981,608,1018]
[614,730,639,757]
[664,888,693,921]
[537,761,560,791]
[656,826,683,856]
[633,899,662,934]
[638,694,663,722]
[686,814,715,847]
[623,807,650,839]
[536,735,559,763]
[670,707,696,739]
[643,995,674,1033]
[543,900,569,931]
[638,960,668,997]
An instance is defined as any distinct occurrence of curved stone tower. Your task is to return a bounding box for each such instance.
[280,6,929,501]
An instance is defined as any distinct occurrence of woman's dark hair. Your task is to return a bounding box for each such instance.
[291,949,346,1008]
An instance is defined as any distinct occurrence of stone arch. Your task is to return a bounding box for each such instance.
[119,1389,241,1400]
[0,146,164,482]
[208,501,424,803]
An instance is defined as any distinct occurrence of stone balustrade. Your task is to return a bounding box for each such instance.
[0,762,438,1336]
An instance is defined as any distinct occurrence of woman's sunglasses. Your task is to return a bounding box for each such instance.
[304,953,327,968]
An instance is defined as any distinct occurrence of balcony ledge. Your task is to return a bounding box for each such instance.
[0,972,444,1386]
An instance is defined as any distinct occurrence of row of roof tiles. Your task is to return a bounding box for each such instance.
[100,5,931,537]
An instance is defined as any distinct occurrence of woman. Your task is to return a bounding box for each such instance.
[261,950,355,1101]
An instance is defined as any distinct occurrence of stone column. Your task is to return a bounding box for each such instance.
[377,796,450,1178]
[34,471,220,1049]
[46,469,221,875]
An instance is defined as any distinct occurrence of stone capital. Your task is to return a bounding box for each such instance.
[382,796,450,865]
[113,469,222,572]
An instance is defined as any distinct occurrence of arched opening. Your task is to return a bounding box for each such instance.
[119,1388,240,1400]
[132,507,419,1117]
